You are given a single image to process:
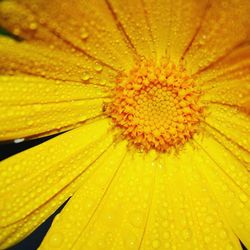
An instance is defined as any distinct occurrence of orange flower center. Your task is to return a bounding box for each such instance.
[105,59,204,152]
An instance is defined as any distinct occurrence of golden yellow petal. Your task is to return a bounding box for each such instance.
[0,75,109,140]
[142,0,209,63]
[38,142,243,250]
[196,43,250,83]
[204,104,250,153]
[39,150,157,250]
[203,119,250,171]
[139,145,242,250]
[197,44,250,115]
[0,0,70,51]
[0,36,116,86]
[102,0,156,60]
[184,0,250,74]
[201,81,250,115]
[195,135,250,249]
[0,0,134,70]
[40,143,132,249]
[0,119,113,249]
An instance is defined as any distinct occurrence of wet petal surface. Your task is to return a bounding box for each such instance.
[0,75,109,140]
[0,119,113,248]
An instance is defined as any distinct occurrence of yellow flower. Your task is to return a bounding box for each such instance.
[0,0,250,249]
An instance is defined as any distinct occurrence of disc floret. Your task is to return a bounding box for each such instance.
[106,59,203,152]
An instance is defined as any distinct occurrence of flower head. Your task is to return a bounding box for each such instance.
[0,0,250,250]
[106,59,204,152]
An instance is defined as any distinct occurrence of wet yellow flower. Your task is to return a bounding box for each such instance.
[0,0,250,249]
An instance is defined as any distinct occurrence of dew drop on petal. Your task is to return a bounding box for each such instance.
[226,243,234,250]
[82,72,90,81]
[152,239,160,249]
[163,231,170,239]
[123,231,137,249]
[48,232,63,248]
[204,235,211,244]
[29,22,38,30]
[94,63,103,72]
[182,228,192,240]
[239,193,248,203]
[219,229,227,239]
[128,210,144,228]
[0,198,5,210]
[80,28,89,40]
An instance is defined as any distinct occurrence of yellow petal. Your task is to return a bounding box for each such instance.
[198,44,250,114]
[0,0,70,51]
[196,44,250,83]
[203,119,250,171]
[39,142,243,250]
[138,144,242,250]
[0,36,116,86]
[195,135,250,249]
[201,81,250,115]
[0,119,113,249]
[39,150,157,250]
[204,104,250,153]
[0,36,114,140]
[0,75,109,140]
[185,0,249,74]
[103,0,156,60]
[0,0,134,70]
[142,0,209,63]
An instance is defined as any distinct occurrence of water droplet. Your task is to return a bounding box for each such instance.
[80,28,89,40]
[152,239,160,249]
[104,231,113,245]
[226,243,234,250]
[182,229,192,240]
[27,120,34,126]
[29,22,38,30]
[100,79,108,86]
[239,193,248,203]
[204,236,211,244]
[94,63,103,72]
[163,231,170,239]
[129,210,144,228]
[205,215,215,224]
[0,198,5,210]
[82,72,90,81]
[219,229,227,239]
[164,242,171,248]
[162,220,169,228]
[13,27,21,35]
[48,232,63,247]
[123,231,137,249]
